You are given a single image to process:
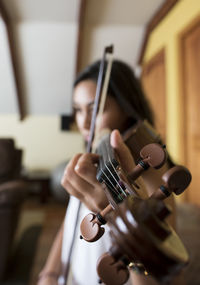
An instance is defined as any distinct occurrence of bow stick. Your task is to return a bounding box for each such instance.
[87,45,113,153]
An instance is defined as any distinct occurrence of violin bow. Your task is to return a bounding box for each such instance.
[58,45,114,285]
[87,45,113,153]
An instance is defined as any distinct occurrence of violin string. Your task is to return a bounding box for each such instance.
[108,153,128,197]
[104,180,124,202]
[104,162,127,198]
[97,134,127,199]
[100,159,127,200]
[100,168,123,198]
[97,147,123,198]
[106,135,128,197]
[100,168,124,201]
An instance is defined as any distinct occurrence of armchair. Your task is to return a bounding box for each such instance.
[0,138,27,280]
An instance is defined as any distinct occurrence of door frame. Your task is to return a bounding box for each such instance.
[179,15,200,202]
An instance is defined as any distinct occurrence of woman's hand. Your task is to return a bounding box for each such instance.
[61,151,109,212]
[61,129,135,213]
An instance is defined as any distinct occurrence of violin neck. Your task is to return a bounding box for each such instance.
[96,133,126,204]
[96,133,118,178]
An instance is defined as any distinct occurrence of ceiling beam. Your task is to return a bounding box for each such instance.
[138,0,179,65]
[0,0,26,120]
[75,0,87,74]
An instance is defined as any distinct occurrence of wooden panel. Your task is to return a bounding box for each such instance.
[75,0,87,74]
[181,20,200,205]
[141,49,166,142]
[138,0,178,65]
[0,1,26,119]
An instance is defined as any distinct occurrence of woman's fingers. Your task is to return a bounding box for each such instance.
[61,152,108,211]
[75,153,109,211]
[74,153,100,185]
[61,178,84,200]
[61,153,93,197]
[110,129,135,173]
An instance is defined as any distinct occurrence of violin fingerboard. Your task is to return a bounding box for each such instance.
[96,134,126,203]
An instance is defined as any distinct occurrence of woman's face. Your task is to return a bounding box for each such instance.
[73,79,128,142]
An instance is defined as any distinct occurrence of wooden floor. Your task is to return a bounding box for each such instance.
[22,197,66,285]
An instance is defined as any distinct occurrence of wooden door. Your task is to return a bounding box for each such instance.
[141,49,166,143]
[181,19,200,205]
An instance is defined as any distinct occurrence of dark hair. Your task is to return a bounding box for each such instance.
[74,59,154,126]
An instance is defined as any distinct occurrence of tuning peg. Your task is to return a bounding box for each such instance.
[140,143,167,168]
[127,143,167,181]
[151,165,192,200]
[80,204,113,242]
[97,252,129,285]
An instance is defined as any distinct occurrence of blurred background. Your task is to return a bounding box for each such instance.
[0,0,200,284]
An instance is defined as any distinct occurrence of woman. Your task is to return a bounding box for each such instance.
[38,60,176,285]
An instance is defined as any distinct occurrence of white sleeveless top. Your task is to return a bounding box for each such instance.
[60,196,132,285]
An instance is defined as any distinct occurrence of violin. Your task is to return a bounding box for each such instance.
[78,47,191,284]
[80,125,191,285]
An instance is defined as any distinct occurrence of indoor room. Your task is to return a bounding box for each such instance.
[0,0,200,284]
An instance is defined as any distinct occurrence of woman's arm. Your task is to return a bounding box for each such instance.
[37,223,64,285]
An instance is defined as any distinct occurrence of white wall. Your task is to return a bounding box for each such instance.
[80,24,145,70]
[16,22,77,115]
[0,115,83,171]
[0,13,81,173]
